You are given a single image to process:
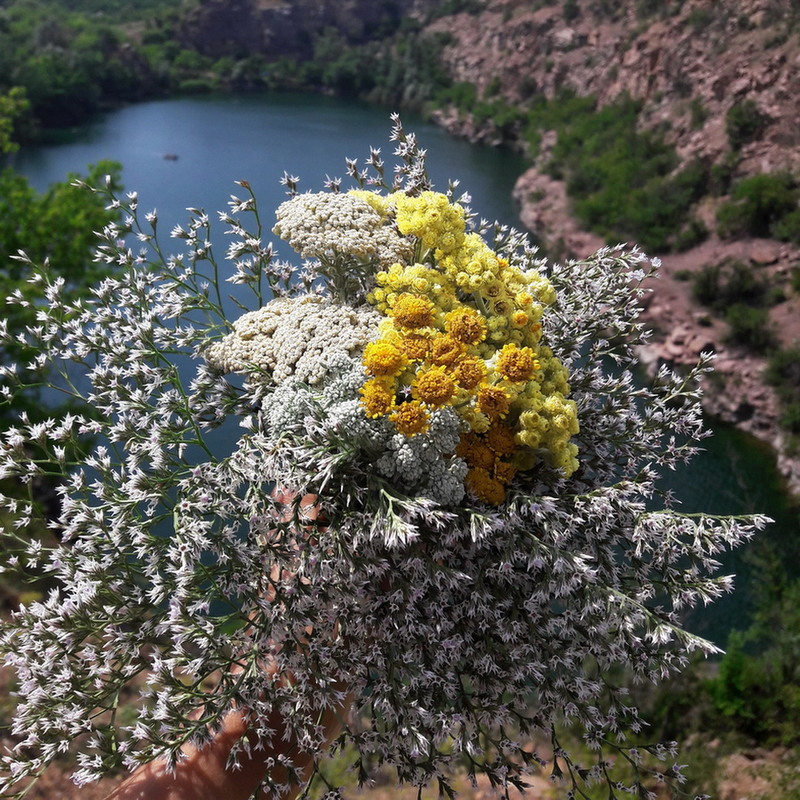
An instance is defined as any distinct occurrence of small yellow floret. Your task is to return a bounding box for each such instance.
[496,344,540,383]
[483,281,504,299]
[390,401,430,436]
[445,307,487,345]
[413,278,430,293]
[533,278,557,306]
[452,357,487,391]
[466,467,506,505]
[494,460,516,484]
[492,298,512,315]
[429,335,464,368]
[360,379,395,418]
[363,340,408,378]
[391,294,436,329]
[396,331,431,361]
[476,385,512,420]
[486,315,506,330]
[485,423,517,457]
[516,291,534,307]
[412,365,457,407]
[461,406,491,433]
[511,310,529,328]
[456,434,495,471]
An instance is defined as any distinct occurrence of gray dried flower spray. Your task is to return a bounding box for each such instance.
[0,118,768,800]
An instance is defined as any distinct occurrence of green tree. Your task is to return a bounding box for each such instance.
[716,172,799,239]
[0,0,164,134]
[0,160,122,422]
[726,98,767,150]
[14,49,101,127]
[0,86,29,155]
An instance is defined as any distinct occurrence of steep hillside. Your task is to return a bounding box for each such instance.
[427,0,800,245]
[425,0,800,494]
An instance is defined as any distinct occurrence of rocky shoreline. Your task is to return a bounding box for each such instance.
[637,308,800,501]
[637,269,800,501]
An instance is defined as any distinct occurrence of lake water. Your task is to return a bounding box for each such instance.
[12,92,799,645]
[14,92,528,236]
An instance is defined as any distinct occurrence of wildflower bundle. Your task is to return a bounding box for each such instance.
[0,118,767,799]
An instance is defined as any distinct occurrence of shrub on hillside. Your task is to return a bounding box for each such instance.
[523,93,707,252]
[177,78,212,94]
[709,159,735,196]
[686,6,714,31]
[672,218,709,251]
[691,259,768,311]
[765,346,800,433]
[764,346,800,390]
[725,99,768,150]
[564,0,581,21]
[772,208,800,244]
[724,304,776,352]
[691,259,780,354]
[709,624,800,745]
[439,80,477,111]
[716,172,800,240]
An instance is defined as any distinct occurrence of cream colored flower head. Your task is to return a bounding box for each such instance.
[273,191,413,269]
[205,295,381,385]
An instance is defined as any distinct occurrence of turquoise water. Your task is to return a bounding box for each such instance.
[12,92,799,645]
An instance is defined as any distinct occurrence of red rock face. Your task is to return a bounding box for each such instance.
[428,0,800,167]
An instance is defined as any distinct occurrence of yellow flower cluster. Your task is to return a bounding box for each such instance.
[394,192,467,255]
[357,190,579,503]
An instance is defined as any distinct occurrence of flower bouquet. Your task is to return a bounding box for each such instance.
[0,117,767,799]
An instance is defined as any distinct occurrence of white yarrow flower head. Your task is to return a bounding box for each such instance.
[204,295,381,386]
[272,191,414,302]
[0,119,769,800]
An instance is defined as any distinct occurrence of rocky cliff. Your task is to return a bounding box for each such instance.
[426,0,800,496]
[427,0,800,220]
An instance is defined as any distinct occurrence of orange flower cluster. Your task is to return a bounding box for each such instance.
[457,423,518,505]
[361,293,500,440]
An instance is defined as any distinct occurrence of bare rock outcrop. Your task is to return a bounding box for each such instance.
[428,0,800,174]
